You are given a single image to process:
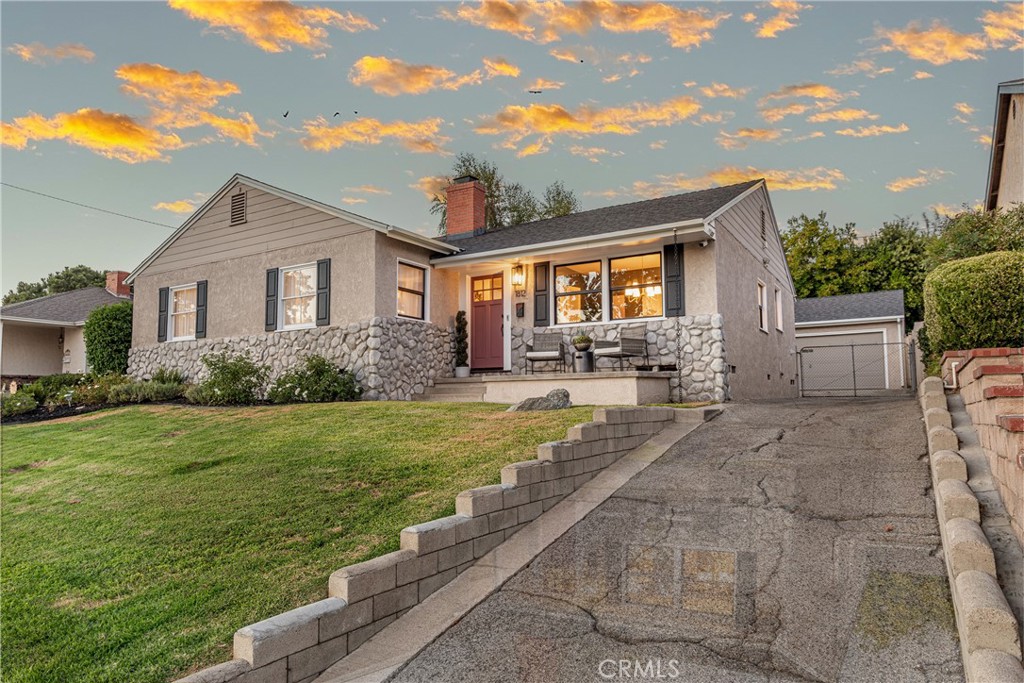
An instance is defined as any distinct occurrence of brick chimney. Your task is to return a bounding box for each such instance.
[445,175,486,239]
[106,271,131,298]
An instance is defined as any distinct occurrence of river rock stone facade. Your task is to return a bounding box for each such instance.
[510,315,729,402]
[128,316,453,401]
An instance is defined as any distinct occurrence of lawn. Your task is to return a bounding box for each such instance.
[0,402,594,683]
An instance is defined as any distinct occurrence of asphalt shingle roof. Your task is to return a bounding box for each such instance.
[795,290,905,324]
[0,287,127,324]
[437,179,761,257]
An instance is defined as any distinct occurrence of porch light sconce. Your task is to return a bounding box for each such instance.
[511,263,527,295]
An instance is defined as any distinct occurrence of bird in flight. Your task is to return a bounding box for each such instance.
[333,112,341,117]
[283,110,289,118]
[528,90,542,94]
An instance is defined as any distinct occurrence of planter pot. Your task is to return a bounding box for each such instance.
[573,343,593,352]
[454,366,471,378]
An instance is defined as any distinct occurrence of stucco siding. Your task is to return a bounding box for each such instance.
[998,93,1023,210]
[62,326,87,374]
[714,189,798,400]
[1,323,64,376]
[373,233,460,328]
[132,231,377,346]
[682,241,717,314]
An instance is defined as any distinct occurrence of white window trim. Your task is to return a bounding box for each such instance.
[550,250,666,327]
[279,262,317,331]
[169,283,198,342]
[757,280,768,333]
[396,258,431,322]
[774,286,784,332]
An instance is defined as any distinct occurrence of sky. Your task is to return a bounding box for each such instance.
[1,1,1021,293]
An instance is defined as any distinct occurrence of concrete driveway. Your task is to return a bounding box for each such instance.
[390,398,964,683]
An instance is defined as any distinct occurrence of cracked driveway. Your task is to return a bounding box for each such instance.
[391,398,963,683]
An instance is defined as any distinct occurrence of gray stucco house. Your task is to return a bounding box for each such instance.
[126,173,798,402]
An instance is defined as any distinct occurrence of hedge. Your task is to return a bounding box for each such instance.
[84,301,133,375]
[923,250,1024,357]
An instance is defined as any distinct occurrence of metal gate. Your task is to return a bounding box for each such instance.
[799,342,915,397]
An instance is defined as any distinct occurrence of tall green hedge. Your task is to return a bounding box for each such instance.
[923,251,1024,357]
[84,301,133,375]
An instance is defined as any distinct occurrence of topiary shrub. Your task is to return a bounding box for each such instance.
[454,310,468,368]
[84,301,133,375]
[923,251,1024,362]
[267,355,362,404]
[109,381,185,404]
[185,352,269,406]
[2,392,38,418]
[21,373,86,403]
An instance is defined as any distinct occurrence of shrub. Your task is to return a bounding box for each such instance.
[21,373,86,403]
[186,352,269,406]
[454,311,468,368]
[108,381,185,404]
[923,251,1024,361]
[84,301,133,375]
[2,392,38,418]
[151,367,186,385]
[69,373,131,406]
[267,355,361,404]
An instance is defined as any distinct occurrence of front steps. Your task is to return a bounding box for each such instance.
[417,378,486,402]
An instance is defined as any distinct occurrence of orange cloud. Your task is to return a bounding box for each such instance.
[168,0,376,53]
[827,58,894,78]
[759,102,811,123]
[759,82,850,104]
[980,4,1024,51]
[1,108,184,163]
[483,56,521,78]
[549,47,584,62]
[301,115,450,154]
[885,168,949,192]
[526,78,565,91]
[953,102,975,117]
[806,108,879,123]
[874,20,988,65]
[568,145,623,162]
[616,52,652,64]
[153,199,200,213]
[622,165,845,197]
[340,197,367,205]
[442,1,730,50]
[343,184,392,195]
[977,133,993,146]
[474,95,702,157]
[913,71,934,80]
[349,56,481,96]
[649,139,667,149]
[835,123,909,137]
[716,127,783,150]
[410,175,450,200]
[6,42,95,65]
[750,0,812,38]
[699,82,752,99]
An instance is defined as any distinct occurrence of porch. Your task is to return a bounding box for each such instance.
[418,371,675,406]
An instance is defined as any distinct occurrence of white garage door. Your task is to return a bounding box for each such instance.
[798,331,893,395]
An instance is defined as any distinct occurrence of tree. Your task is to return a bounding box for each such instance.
[926,204,1024,267]
[859,217,931,324]
[430,152,581,234]
[781,212,864,298]
[3,265,107,305]
[84,301,133,375]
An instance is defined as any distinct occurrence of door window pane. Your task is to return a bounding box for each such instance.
[610,253,662,320]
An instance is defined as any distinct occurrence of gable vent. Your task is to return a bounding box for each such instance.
[760,208,766,242]
[230,192,247,225]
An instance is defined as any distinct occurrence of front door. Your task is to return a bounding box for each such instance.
[471,273,504,370]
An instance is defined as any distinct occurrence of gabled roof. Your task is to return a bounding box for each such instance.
[795,290,905,324]
[436,179,762,258]
[0,287,126,326]
[126,174,458,284]
[985,78,1024,211]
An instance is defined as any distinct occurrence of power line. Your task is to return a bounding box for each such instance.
[1,181,177,229]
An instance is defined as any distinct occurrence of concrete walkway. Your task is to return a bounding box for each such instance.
[390,398,964,683]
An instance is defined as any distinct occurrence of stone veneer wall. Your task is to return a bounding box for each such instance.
[175,407,680,683]
[128,316,453,401]
[511,314,729,402]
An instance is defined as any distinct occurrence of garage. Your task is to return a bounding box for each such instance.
[795,290,909,396]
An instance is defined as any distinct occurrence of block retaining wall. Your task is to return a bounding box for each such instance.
[174,406,678,683]
[919,377,1023,682]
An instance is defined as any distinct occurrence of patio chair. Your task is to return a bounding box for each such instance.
[594,325,649,371]
[525,332,567,374]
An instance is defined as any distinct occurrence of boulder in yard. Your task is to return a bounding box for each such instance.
[507,389,572,412]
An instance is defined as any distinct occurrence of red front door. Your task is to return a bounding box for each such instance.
[471,274,504,369]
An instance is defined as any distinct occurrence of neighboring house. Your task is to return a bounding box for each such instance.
[0,272,132,387]
[795,289,908,394]
[985,78,1023,211]
[126,173,798,401]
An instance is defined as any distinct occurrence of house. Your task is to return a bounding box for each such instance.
[0,271,132,388]
[985,78,1023,211]
[794,289,908,395]
[126,173,798,402]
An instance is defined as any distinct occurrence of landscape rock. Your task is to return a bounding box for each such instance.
[506,389,572,412]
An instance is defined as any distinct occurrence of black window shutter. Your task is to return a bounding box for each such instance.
[195,280,208,339]
[265,269,278,331]
[316,258,331,326]
[533,262,550,327]
[663,244,685,317]
[157,287,169,342]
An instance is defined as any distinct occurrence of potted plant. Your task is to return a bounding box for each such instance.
[454,310,470,378]
[572,333,593,351]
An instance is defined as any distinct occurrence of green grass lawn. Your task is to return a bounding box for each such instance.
[1,402,593,683]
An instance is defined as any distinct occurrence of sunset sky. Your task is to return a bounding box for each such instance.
[1,1,1021,292]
